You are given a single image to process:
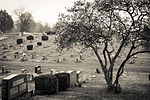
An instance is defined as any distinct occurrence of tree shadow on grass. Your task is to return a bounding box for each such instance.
[30,84,150,100]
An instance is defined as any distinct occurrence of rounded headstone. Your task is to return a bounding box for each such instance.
[27,45,33,50]
[41,35,49,41]
[16,38,23,44]
[37,42,42,46]
[27,35,34,40]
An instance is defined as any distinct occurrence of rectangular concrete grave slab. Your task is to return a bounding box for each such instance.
[66,70,77,88]
[76,71,83,84]
[2,74,28,100]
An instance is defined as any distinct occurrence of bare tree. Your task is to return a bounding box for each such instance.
[55,0,150,93]
[14,7,33,35]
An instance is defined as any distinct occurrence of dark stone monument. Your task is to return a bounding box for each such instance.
[35,65,42,74]
[27,35,34,40]
[16,39,23,44]
[34,74,58,95]
[96,68,100,74]
[27,45,33,50]
[55,73,70,91]
[37,42,42,46]
[41,35,49,41]
[2,74,28,100]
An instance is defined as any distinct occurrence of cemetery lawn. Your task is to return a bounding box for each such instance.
[0,33,150,100]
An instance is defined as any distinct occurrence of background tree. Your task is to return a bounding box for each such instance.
[14,7,34,35]
[32,22,44,33]
[55,0,150,93]
[0,10,14,33]
[42,23,51,32]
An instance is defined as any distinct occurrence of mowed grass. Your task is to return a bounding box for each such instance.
[0,33,150,100]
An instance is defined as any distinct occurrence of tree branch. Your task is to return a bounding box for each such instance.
[103,42,108,67]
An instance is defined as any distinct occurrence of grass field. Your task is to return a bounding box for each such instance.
[0,33,150,100]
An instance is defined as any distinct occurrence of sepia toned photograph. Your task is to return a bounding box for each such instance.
[0,0,150,100]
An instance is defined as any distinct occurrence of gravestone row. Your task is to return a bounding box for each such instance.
[1,66,84,100]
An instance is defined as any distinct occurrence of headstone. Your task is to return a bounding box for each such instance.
[129,59,135,64]
[21,69,28,73]
[42,56,47,60]
[20,53,28,62]
[31,52,36,59]
[27,35,34,40]
[76,71,83,84]
[14,52,19,58]
[70,53,73,57]
[2,74,28,100]
[57,58,61,63]
[14,46,16,50]
[14,54,17,58]
[20,44,23,47]
[16,39,23,44]
[2,54,7,61]
[9,43,13,48]
[34,74,58,94]
[80,53,83,60]
[2,66,10,73]
[3,45,8,50]
[76,58,79,63]
[41,35,49,41]
[37,42,42,46]
[55,73,70,91]
[148,74,150,81]
[27,45,33,50]
[96,68,101,74]
[66,70,77,88]
[35,65,42,74]
[50,69,56,75]
[27,73,34,82]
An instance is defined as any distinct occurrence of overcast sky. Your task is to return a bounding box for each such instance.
[0,0,94,26]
